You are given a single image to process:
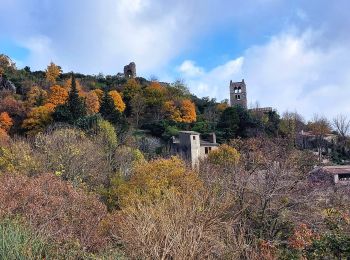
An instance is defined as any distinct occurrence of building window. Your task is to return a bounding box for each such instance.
[339,173,350,181]
[193,136,196,140]
[205,147,209,154]
[237,95,241,100]
[238,87,242,93]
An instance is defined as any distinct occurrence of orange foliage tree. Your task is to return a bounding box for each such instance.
[0,112,13,132]
[180,99,196,123]
[164,99,197,123]
[63,77,84,95]
[45,62,62,84]
[47,85,69,107]
[93,89,104,102]
[108,90,126,112]
[86,91,100,115]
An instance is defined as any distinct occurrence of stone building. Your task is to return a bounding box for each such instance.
[123,62,136,78]
[229,79,273,113]
[230,79,247,108]
[309,165,350,186]
[171,131,219,167]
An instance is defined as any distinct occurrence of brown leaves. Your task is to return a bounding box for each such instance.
[0,173,110,252]
[45,62,62,85]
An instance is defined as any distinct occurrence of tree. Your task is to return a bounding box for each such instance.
[279,111,305,146]
[26,86,48,107]
[47,85,68,107]
[108,90,126,112]
[308,114,331,162]
[208,144,240,166]
[52,74,86,123]
[0,112,13,132]
[22,104,54,135]
[93,89,104,102]
[45,62,62,84]
[85,91,100,115]
[99,89,122,125]
[216,107,240,142]
[130,93,146,127]
[333,114,350,139]
[180,99,196,123]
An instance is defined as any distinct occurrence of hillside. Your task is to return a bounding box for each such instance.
[1,54,350,259]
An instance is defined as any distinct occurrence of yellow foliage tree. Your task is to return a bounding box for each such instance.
[116,157,202,207]
[85,91,100,115]
[208,144,240,166]
[164,101,182,122]
[22,104,54,135]
[26,86,48,106]
[93,89,104,102]
[109,90,126,112]
[180,99,197,123]
[47,85,69,107]
[45,62,62,84]
[63,77,84,95]
[0,112,13,132]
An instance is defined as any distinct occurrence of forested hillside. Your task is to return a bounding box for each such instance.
[1,54,350,259]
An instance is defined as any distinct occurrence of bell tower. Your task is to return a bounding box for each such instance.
[230,79,247,109]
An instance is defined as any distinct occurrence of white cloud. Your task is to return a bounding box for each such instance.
[177,60,204,77]
[179,29,350,119]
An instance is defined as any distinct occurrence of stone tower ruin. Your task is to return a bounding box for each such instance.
[123,62,136,78]
[230,79,247,109]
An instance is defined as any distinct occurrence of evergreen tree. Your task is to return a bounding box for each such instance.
[99,89,121,124]
[68,74,86,121]
[53,73,86,123]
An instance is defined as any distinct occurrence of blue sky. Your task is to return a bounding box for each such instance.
[1,0,350,119]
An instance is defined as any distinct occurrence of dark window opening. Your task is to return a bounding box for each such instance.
[339,173,350,181]
[205,147,209,154]
[193,136,196,140]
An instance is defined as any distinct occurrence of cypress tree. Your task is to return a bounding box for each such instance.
[67,73,86,121]
[53,73,86,123]
[99,89,121,124]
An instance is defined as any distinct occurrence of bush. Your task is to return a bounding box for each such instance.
[0,173,110,252]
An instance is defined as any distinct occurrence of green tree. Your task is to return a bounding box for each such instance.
[99,89,122,124]
[53,73,86,123]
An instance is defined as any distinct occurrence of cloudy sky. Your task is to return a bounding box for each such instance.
[1,0,349,119]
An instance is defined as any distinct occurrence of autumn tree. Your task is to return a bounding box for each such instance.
[164,101,182,122]
[109,90,126,112]
[115,156,202,207]
[85,91,100,115]
[0,112,13,132]
[180,99,196,123]
[145,81,166,121]
[47,85,68,107]
[93,89,104,102]
[63,76,84,95]
[208,144,240,166]
[26,86,48,107]
[22,104,54,135]
[45,62,62,85]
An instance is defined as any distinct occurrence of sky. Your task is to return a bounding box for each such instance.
[0,0,350,120]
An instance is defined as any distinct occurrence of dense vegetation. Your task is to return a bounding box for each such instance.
[1,54,350,259]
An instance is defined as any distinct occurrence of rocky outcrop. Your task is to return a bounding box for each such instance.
[0,75,16,93]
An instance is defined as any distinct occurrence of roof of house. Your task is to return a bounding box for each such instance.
[311,165,350,176]
[179,131,200,135]
[200,140,219,147]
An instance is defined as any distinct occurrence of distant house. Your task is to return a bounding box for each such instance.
[171,131,219,167]
[309,165,350,186]
[296,130,337,151]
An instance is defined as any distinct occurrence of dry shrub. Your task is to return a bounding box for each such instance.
[111,190,259,260]
[0,173,110,252]
[34,127,109,187]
